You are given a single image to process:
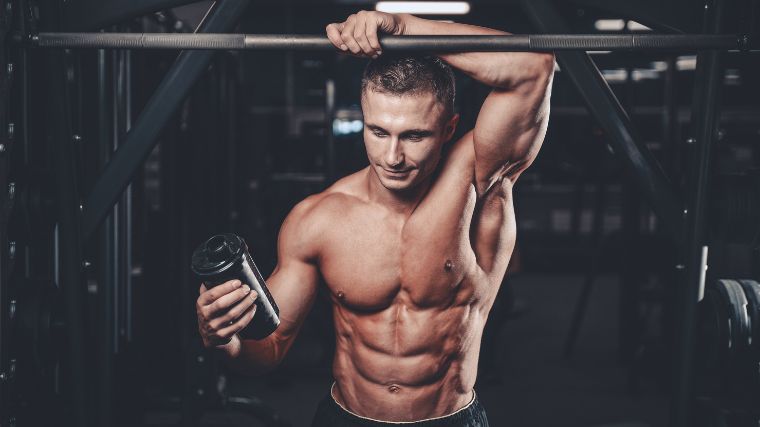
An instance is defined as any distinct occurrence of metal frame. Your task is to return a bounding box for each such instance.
[672,0,726,425]
[82,0,249,239]
[47,48,88,427]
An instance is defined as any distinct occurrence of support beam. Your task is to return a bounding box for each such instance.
[522,0,683,240]
[672,0,726,424]
[82,0,249,239]
[48,49,88,427]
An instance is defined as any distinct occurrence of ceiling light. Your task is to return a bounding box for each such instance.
[375,2,471,15]
[594,19,625,31]
[676,55,697,71]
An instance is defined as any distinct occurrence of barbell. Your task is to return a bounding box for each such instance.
[23,33,751,51]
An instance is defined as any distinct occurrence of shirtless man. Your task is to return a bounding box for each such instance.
[196,10,554,426]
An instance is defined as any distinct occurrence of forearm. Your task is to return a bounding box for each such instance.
[216,332,290,375]
[396,14,553,89]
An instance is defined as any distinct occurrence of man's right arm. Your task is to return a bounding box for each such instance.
[216,195,323,375]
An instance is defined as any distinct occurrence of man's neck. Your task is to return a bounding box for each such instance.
[365,168,432,217]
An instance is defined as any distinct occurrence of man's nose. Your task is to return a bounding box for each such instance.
[385,138,404,167]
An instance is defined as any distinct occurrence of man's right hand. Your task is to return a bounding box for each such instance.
[325,10,406,58]
[196,279,258,348]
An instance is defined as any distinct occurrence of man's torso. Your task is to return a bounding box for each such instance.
[309,133,516,421]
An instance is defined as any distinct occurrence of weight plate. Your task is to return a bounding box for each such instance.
[738,279,760,388]
[718,279,751,353]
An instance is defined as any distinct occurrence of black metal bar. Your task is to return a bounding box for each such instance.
[563,181,608,359]
[96,43,114,427]
[671,0,725,424]
[30,32,745,51]
[81,0,249,239]
[48,49,88,427]
[522,0,682,240]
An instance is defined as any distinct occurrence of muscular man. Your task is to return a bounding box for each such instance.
[196,11,554,426]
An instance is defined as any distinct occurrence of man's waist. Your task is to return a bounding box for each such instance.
[330,381,476,423]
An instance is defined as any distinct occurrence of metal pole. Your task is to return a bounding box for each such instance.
[48,49,88,427]
[671,0,725,424]
[521,0,683,240]
[30,33,746,51]
[82,0,250,239]
[96,42,115,427]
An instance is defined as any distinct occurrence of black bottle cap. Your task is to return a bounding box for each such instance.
[191,233,245,276]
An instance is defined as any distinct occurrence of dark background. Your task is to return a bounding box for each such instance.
[1,0,759,426]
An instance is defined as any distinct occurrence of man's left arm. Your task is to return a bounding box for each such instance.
[400,14,554,194]
[326,12,555,194]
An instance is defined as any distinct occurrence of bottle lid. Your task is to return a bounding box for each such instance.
[191,233,246,276]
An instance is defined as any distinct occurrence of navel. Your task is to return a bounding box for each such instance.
[444,259,454,272]
[387,384,401,393]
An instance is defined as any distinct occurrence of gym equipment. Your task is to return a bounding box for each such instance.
[26,32,750,51]
[192,233,280,340]
[696,278,760,389]
[738,279,760,385]
[695,279,760,426]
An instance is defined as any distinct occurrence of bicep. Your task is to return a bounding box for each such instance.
[265,256,319,341]
[263,197,322,343]
[473,71,553,193]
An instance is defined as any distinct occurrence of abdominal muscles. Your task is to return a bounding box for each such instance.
[331,292,487,421]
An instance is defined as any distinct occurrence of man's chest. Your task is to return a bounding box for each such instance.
[317,196,484,311]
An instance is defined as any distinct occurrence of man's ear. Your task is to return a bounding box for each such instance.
[444,113,460,140]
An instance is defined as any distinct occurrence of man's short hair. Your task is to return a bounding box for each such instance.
[361,54,455,120]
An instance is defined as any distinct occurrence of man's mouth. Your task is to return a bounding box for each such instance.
[382,167,412,178]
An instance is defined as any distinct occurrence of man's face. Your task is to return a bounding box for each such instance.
[361,89,458,193]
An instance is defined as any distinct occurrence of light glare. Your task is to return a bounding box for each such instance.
[627,21,652,31]
[676,55,697,71]
[594,19,625,31]
[376,1,471,15]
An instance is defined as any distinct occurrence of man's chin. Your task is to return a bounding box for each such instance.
[380,179,413,192]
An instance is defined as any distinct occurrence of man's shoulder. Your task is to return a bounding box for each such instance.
[289,168,368,224]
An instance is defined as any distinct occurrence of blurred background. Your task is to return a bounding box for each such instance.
[1,0,759,426]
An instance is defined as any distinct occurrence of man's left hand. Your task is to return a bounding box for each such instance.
[325,11,405,58]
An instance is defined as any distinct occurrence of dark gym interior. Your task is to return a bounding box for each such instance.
[1,0,759,426]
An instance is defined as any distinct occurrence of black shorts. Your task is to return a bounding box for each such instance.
[310,384,489,427]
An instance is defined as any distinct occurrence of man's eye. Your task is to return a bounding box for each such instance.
[373,131,387,137]
[406,135,423,141]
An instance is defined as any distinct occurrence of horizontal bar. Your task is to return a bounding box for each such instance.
[30,33,746,51]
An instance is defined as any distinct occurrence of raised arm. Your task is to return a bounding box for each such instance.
[207,196,322,375]
[326,11,555,195]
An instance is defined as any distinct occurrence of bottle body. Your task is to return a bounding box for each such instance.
[192,234,280,340]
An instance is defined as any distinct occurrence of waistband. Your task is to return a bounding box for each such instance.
[329,383,477,424]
